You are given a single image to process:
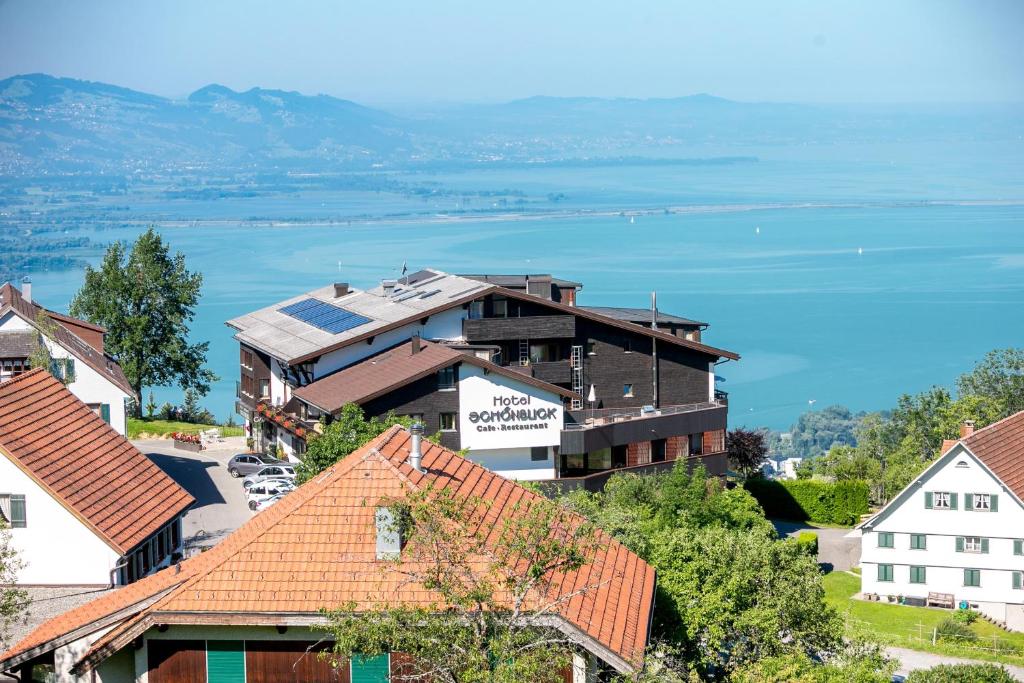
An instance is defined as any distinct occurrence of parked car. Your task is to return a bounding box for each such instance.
[242,465,297,488]
[246,480,295,510]
[227,453,288,478]
[253,493,288,513]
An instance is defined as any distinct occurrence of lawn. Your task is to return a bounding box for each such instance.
[127,418,244,439]
[823,570,1024,665]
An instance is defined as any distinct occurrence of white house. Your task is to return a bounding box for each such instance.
[0,369,193,586]
[0,280,133,436]
[859,414,1024,631]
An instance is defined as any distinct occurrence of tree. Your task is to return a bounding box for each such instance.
[0,521,28,648]
[727,428,768,478]
[296,404,411,483]
[69,228,217,415]
[28,311,71,385]
[956,348,1024,418]
[907,663,1016,683]
[788,405,862,459]
[323,486,597,683]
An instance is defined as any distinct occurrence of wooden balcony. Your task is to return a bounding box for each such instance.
[463,315,575,342]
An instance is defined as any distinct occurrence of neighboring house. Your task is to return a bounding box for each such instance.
[0,425,656,682]
[0,369,194,587]
[859,415,1024,631]
[229,268,738,485]
[0,279,133,436]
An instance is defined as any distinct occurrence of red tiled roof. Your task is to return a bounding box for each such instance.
[0,369,194,554]
[1,426,654,672]
[0,283,133,396]
[294,339,577,413]
[962,411,1024,501]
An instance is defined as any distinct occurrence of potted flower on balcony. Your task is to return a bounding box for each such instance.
[172,432,203,452]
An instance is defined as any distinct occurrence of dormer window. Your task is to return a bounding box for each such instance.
[437,366,456,390]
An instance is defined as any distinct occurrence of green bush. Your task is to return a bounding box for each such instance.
[935,617,977,643]
[907,663,1015,683]
[795,531,818,557]
[951,608,978,625]
[743,479,869,525]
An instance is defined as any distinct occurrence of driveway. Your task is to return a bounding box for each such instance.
[136,437,251,550]
[772,520,861,572]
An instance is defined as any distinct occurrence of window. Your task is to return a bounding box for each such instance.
[439,413,456,431]
[492,298,508,318]
[651,439,666,463]
[529,342,559,364]
[964,568,981,587]
[0,358,30,380]
[530,447,548,462]
[468,300,484,319]
[967,493,997,512]
[586,340,597,356]
[955,460,969,468]
[240,374,254,397]
[1014,572,1023,590]
[437,366,456,390]
[910,534,927,550]
[909,566,927,584]
[258,379,270,399]
[958,536,988,554]
[0,495,26,528]
[926,491,957,510]
[689,433,704,456]
[1014,539,1023,556]
[240,349,254,370]
[877,532,894,548]
[51,358,75,383]
[623,383,634,398]
[623,338,632,353]
[877,564,894,582]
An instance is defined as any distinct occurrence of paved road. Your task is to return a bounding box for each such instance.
[887,646,1024,681]
[772,520,861,572]
[136,437,251,550]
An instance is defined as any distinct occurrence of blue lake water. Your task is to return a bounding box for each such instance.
[18,145,1024,430]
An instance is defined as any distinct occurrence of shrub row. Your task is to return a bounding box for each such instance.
[743,479,869,525]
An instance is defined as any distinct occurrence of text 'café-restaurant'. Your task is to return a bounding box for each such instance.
[228,270,739,485]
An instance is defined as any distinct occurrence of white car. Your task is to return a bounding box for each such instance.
[246,480,295,510]
[253,493,288,513]
[242,465,296,489]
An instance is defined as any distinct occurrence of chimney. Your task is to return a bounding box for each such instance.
[409,422,424,473]
[410,335,421,355]
[960,420,975,438]
[382,279,397,297]
[333,282,350,298]
[21,276,31,304]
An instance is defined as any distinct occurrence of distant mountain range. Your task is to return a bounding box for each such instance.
[1,73,1021,178]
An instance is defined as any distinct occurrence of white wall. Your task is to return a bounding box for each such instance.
[0,452,120,585]
[861,444,1024,613]
[457,364,563,452]
[465,446,557,481]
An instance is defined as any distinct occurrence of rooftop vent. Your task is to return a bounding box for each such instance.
[961,420,975,438]
[21,276,31,304]
[333,282,350,298]
[382,279,397,297]
[410,422,424,473]
[410,335,422,355]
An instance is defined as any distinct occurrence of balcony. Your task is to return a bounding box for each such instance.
[463,315,576,342]
[560,400,728,455]
[236,380,255,409]
[496,360,572,385]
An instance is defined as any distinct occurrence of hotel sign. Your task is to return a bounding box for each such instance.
[459,366,563,451]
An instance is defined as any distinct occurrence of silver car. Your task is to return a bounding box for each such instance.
[227,453,288,478]
[242,465,297,489]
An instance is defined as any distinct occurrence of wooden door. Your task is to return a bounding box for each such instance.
[148,640,206,683]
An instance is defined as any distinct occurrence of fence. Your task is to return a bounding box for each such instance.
[844,613,1024,659]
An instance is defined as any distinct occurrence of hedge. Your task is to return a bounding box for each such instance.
[907,663,1016,683]
[743,479,869,526]
[795,531,818,557]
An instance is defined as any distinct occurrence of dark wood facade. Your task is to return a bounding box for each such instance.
[359,365,462,451]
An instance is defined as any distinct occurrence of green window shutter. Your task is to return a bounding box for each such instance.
[964,493,973,511]
[981,538,990,553]
[950,492,958,510]
[1015,572,1022,590]
[990,494,998,512]
[956,536,965,552]
[924,492,933,509]
[206,640,244,683]
[352,654,390,683]
[1015,539,1023,556]
[100,403,111,424]
[9,495,26,528]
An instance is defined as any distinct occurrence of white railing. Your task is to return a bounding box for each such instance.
[563,400,724,430]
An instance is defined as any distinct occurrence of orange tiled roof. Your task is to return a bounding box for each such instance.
[963,410,1024,500]
[0,283,133,396]
[0,369,194,554]
[1,425,654,671]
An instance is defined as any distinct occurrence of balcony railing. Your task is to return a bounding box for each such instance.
[463,315,576,342]
[564,399,725,431]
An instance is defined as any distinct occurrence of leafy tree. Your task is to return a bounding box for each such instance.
[726,428,768,478]
[788,405,862,458]
[296,403,410,483]
[69,228,217,415]
[28,311,71,384]
[956,348,1024,418]
[323,486,596,683]
[729,640,894,683]
[0,521,28,648]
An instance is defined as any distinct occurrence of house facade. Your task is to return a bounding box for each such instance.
[0,369,193,587]
[228,269,738,484]
[0,425,655,682]
[0,280,132,436]
[859,415,1024,631]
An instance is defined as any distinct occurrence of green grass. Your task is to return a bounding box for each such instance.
[823,571,1024,665]
[127,418,244,439]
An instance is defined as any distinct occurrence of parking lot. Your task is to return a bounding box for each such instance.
[135,437,253,550]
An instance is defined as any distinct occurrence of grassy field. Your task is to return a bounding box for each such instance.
[823,570,1024,665]
[127,418,244,439]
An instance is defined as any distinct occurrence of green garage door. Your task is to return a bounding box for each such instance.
[207,640,245,683]
[351,654,389,683]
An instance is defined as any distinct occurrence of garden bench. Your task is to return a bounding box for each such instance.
[926,592,954,609]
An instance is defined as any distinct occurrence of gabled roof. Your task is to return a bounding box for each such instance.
[0,283,133,396]
[293,339,577,414]
[0,331,37,359]
[0,369,193,554]
[1,426,655,673]
[962,411,1024,501]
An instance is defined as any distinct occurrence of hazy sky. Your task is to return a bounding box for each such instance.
[1,0,1022,105]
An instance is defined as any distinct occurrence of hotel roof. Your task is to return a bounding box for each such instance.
[1,426,655,674]
[580,306,707,327]
[0,369,194,554]
[294,338,577,413]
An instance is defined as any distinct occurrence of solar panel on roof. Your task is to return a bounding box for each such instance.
[278,298,373,334]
